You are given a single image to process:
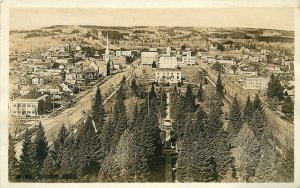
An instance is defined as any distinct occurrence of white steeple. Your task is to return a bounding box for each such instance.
[105,34,109,55]
[167,46,171,56]
[104,34,110,62]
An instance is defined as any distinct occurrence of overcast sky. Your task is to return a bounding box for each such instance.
[10,8,294,31]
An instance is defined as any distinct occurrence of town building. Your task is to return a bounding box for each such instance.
[159,56,178,69]
[116,50,132,57]
[155,68,182,84]
[9,94,48,117]
[141,51,158,66]
[239,68,259,77]
[243,77,269,90]
[181,51,196,66]
[111,56,126,69]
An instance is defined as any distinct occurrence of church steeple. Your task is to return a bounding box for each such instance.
[104,34,110,62]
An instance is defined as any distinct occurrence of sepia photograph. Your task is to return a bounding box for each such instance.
[2,4,296,185]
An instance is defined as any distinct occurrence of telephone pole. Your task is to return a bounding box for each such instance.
[68,111,70,129]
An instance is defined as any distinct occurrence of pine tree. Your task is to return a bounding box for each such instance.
[184,84,196,113]
[42,149,59,178]
[149,82,157,101]
[173,95,187,140]
[254,143,277,182]
[197,83,204,102]
[282,96,294,115]
[19,130,35,179]
[209,101,223,131]
[195,106,208,132]
[216,73,224,98]
[8,134,19,181]
[267,73,275,98]
[130,77,139,97]
[252,94,264,113]
[33,122,49,179]
[98,151,121,182]
[101,116,115,155]
[60,133,79,178]
[132,104,152,181]
[146,101,162,161]
[233,124,261,182]
[177,119,196,182]
[229,97,243,137]
[92,86,106,134]
[112,87,128,150]
[267,73,284,100]
[244,96,253,123]
[249,95,268,142]
[42,125,68,176]
[77,116,103,177]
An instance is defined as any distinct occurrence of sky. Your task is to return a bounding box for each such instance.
[10,8,294,31]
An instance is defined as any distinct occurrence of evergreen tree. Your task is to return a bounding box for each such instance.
[244,96,253,123]
[101,116,115,155]
[233,123,261,182]
[229,97,243,137]
[60,133,79,178]
[252,94,264,113]
[112,87,128,150]
[250,95,268,141]
[132,104,152,181]
[209,101,223,131]
[19,130,35,179]
[173,95,187,140]
[42,125,68,176]
[121,75,126,86]
[197,83,204,102]
[33,122,49,179]
[92,86,106,134]
[282,96,294,115]
[195,106,208,132]
[77,116,103,177]
[249,110,268,142]
[267,73,284,100]
[149,82,157,101]
[254,143,277,182]
[216,73,224,98]
[146,100,162,161]
[177,119,196,182]
[98,152,121,182]
[8,134,19,181]
[42,149,59,178]
[130,77,139,97]
[184,84,196,112]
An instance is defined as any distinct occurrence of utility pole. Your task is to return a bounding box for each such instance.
[35,106,37,127]
[148,91,150,117]
[68,111,70,129]
[80,102,83,118]
[52,94,55,113]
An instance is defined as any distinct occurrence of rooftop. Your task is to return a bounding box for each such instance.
[156,68,181,72]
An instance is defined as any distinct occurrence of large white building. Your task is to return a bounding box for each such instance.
[9,94,48,117]
[159,56,178,69]
[141,51,158,66]
[243,77,269,90]
[155,68,181,84]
